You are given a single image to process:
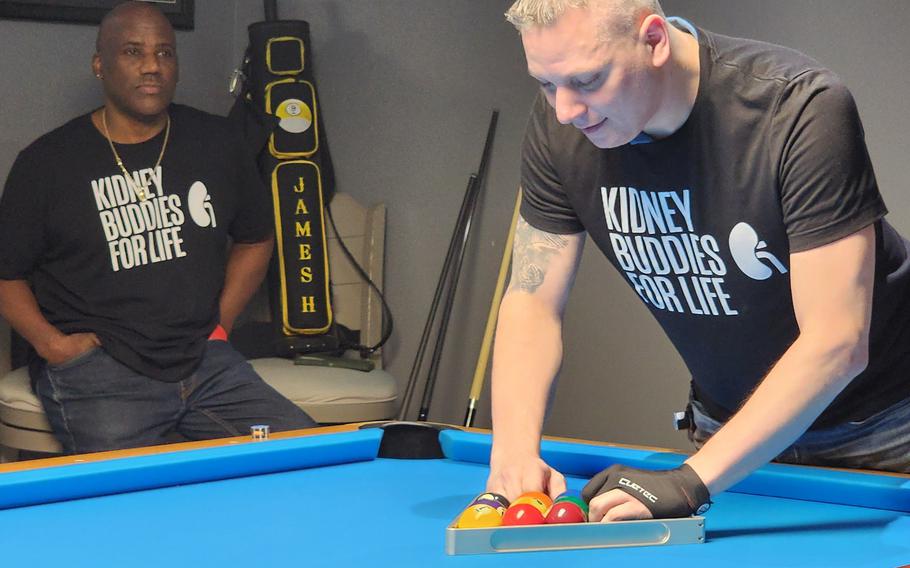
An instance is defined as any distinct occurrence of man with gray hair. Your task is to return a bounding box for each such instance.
[487,0,910,521]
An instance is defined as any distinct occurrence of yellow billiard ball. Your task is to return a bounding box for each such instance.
[457,503,505,528]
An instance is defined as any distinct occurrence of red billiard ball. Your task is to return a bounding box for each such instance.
[502,503,546,526]
[545,501,587,524]
[553,495,589,516]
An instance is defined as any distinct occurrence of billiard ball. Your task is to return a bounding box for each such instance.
[512,491,553,516]
[517,491,553,509]
[553,495,589,516]
[502,503,546,526]
[545,501,587,524]
[471,492,510,509]
[512,496,549,516]
[554,490,583,503]
[457,503,504,528]
[473,498,509,511]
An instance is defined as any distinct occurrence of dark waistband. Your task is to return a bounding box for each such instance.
[690,381,910,431]
[689,383,734,423]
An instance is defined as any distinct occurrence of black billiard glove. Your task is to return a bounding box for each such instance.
[581,464,711,518]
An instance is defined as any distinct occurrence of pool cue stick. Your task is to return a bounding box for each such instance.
[416,110,499,421]
[401,111,500,420]
[463,188,522,427]
[397,174,478,420]
[416,175,481,421]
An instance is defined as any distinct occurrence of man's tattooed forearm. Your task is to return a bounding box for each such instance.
[509,218,569,293]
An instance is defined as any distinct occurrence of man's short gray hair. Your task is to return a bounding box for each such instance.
[505,0,665,40]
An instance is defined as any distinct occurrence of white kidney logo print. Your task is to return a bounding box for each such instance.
[188,181,217,228]
[729,222,787,280]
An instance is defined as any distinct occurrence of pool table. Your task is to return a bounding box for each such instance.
[0,422,908,567]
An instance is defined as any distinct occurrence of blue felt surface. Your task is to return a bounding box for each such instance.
[1,428,908,567]
[443,430,910,513]
[0,457,908,567]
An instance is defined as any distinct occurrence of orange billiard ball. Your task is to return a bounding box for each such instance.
[518,491,553,508]
[512,491,552,516]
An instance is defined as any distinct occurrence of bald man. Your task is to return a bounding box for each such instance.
[487,0,910,521]
[0,1,316,454]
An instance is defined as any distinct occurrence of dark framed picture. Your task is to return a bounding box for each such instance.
[0,0,194,30]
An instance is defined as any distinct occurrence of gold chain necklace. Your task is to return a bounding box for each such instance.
[101,109,170,202]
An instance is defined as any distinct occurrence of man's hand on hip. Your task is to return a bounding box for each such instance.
[43,332,101,367]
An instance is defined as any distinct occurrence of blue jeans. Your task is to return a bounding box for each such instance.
[32,340,317,454]
[687,394,910,473]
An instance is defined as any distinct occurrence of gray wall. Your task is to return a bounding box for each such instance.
[1,1,908,453]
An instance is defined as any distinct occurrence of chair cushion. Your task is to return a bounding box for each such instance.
[0,367,52,431]
[249,358,399,424]
[0,358,399,433]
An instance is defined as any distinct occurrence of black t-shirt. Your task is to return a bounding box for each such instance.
[0,104,272,381]
[520,26,910,428]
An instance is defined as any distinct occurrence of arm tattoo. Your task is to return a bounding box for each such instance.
[509,218,569,294]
